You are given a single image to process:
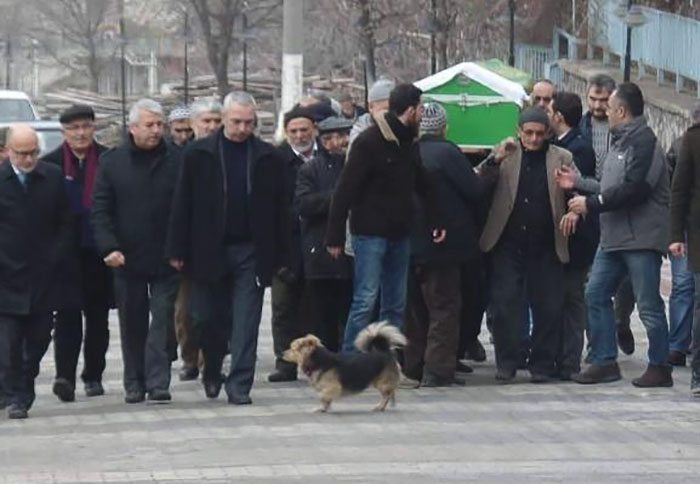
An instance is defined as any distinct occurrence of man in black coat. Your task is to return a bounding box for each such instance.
[166,91,288,405]
[295,116,354,352]
[0,124,73,419]
[43,104,112,402]
[547,92,598,379]
[91,99,181,404]
[268,106,319,382]
[404,103,482,386]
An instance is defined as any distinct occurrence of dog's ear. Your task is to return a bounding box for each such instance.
[282,349,297,363]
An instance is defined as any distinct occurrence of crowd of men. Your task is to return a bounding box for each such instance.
[1,71,700,420]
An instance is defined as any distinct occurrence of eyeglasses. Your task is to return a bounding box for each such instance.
[11,148,39,158]
[63,122,95,132]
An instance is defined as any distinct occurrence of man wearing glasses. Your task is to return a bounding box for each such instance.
[43,105,113,403]
[0,124,73,418]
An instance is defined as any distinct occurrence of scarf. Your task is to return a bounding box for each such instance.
[62,141,99,209]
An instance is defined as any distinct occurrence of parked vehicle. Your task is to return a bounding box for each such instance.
[0,90,39,122]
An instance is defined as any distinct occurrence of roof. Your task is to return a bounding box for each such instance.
[414,62,528,107]
[0,90,32,101]
[0,120,61,130]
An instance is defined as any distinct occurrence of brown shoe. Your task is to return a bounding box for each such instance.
[668,351,687,367]
[571,362,622,384]
[632,365,673,388]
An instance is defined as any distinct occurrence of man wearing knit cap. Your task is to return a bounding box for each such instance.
[478,106,574,383]
[168,105,193,147]
[267,105,318,382]
[349,77,395,145]
[43,104,112,402]
[404,102,483,387]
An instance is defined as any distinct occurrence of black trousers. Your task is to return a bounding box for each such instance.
[114,273,179,394]
[308,279,352,352]
[490,246,564,375]
[53,249,112,385]
[0,312,53,410]
[457,257,488,359]
[271,275,311,373]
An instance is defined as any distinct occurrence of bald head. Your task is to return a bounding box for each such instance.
[7,123,40,173]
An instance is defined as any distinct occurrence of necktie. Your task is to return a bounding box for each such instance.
[17,171,27,190]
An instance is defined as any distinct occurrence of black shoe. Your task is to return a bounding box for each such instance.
[147,389,172,403]
[203,376,224,399]
[421,373,466,387]
[530,372,558,384]
[124,390,145,404]
[227,394,252,405]
[495,367,516,382]
[84,381,104,397]
[557,368,578,381]
[179,366,200,381]
[267,369,297,382]
[463,340,486,362]
[617,326,635,355]
[52,378,75,403]
[631,365,673,388]
[7,403,28,419]
[455,360,474,374]
[571,363,622,384]
[668,351,687,367]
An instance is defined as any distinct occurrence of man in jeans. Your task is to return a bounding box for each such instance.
[326,84,444,355]
[669,102,700,395]
[558,83,672,387]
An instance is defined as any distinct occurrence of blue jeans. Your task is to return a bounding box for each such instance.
[669,253,694,353]
[585,249,669,367]
[341,235,410,353]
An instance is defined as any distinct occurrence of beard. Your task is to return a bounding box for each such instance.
[291,140,314,154]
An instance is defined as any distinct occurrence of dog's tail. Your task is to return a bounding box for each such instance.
[354,322,407,353]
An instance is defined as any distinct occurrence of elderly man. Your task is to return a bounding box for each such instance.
[339,93,366,122]
[0,124,72,418]
[478,107,573,383]
[669,102,700,394]
[92,99,181,404]
[559,83,671,387]
[168,105,193,147]
[167,92,288,405]
[531,79,557,109]
[42,105,112,402]
[190,97,223,139]
[267,105,318,382]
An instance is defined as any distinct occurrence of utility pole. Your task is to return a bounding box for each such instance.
[119,0,127,134]
[184,10,189,105]
[508,0,515,67]
[242,11,248,92]
[4,34,11,89]
[278,0,303,140]
[623,0,634,82]
[430,0,436,74]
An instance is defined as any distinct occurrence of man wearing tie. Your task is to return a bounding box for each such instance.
[0,124,73,419]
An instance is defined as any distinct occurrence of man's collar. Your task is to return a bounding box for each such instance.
[557,128,572,141]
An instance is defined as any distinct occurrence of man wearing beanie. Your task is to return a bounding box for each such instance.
[349,77,395,145]
[404,102,482,387]
[478,106,574,383]
[43,104,112,402]
[267,105,318,382]
[326,84,445,363]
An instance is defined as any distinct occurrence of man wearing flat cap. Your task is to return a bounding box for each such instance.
[42,104,113,402]
[478,107,574,383]
[267,105,319,382]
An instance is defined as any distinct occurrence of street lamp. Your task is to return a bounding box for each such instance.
[615,0,647,82]
[508,0,515,67]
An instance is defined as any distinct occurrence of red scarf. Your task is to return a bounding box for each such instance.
[62,142,99,209]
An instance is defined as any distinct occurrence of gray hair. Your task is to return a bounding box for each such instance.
[223,91,257,111]
[587,74,616,94]
[692,101,700,124]
[128,98,164,125]
[190,97,223,120]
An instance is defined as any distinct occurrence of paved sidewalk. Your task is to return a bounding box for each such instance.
[2,283,700,483]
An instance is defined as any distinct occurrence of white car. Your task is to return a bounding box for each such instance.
[0,90,39,122]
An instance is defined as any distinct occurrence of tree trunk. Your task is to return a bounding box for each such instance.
[357,0,376,84]
[215,55,230,99]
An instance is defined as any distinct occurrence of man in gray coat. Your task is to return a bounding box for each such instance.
[557,83,672,387]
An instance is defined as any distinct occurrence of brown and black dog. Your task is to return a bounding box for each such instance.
[283,322,407,412]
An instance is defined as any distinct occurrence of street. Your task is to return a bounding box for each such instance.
[2,284,700,483]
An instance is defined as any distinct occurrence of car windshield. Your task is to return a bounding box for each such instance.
[0,99,36,121]
[37,129,64,156]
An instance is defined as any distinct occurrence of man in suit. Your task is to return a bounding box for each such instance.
[167,91,288,405]
[478,107,574,383]
[91,99,182,404]
[43,104,112,402]
[0,124,73,419]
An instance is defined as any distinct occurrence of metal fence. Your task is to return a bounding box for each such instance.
[515,44,554,81]
[593,0,700,94]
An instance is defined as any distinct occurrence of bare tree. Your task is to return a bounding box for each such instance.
[32,0,113,93]
[189,0,281,98]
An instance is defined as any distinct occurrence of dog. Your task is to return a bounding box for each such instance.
[282,322,407,413]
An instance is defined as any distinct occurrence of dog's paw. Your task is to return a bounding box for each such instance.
[312,406,328,413]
